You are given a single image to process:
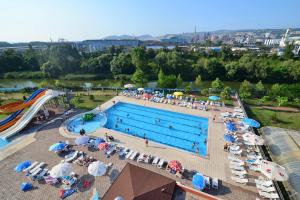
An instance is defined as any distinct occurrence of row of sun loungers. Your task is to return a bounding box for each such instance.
[255,178,279,199]
[21,161,49,181]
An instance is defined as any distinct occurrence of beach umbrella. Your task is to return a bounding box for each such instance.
[209,95,220,101]
[173,92,183,96]
[226,122,237,132]
[242,118,260,128]
[260,160,288,181]
[243,132,264,146]
[75,136,90,145]
[192,173,205,191]
[50,163,72,178]
[49,142,67,152]
[143,93,151,99]
[15,160,31,173]
[168,160,183,172]
[144,88,153,93]
[20,182,33,192]
[98,142,109,150]
[166,94,173,99]
[137,88,144,91]
[224,134,236,143]
[124,84,135,89]
[88,161,107,176]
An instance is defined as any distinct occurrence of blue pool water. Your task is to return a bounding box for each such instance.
[104,102,209,156]
[0,138,10,149]
[67,113,107,134]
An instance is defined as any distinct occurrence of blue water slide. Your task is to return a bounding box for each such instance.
[0,88,45,127]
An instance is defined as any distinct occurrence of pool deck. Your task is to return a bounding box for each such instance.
[0,96,260,199]
[60,96,259,195]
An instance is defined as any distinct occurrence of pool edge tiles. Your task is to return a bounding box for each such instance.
[104,102,209,157]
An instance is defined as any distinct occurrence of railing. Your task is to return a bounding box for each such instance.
[235,92,289,200]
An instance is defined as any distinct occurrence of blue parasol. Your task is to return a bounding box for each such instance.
[75,136,90,145]
[15,160,31,173]
[49,142,67,152]
[192,173,205,190]
[20,182,33,192]
[226,122,237,132]
[224,134,236,143]
[243,118,260,128]
[209,96,220,101]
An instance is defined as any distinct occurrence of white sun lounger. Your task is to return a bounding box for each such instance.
[129,151,139,160]
[204,176,210,189]
[65,150,79,163]
[257,184,276,192]
[36,168,48,180]
[23,161,38,172]
[247,154,262,160]
[229,145,240,151]
[29,162,45,174]
[231,170,247,176]
[231,176,248,184]
[30,168,43,179]
[230,160,245,166]
[229,149,243,155]
[125,150,133,159]
[228,156,243,163]
[259,191,279,199]
[229,164,245,171]
[152,156,159,166]
[157,159,166,168]
[255,179,274,187]
[212,178,218,189]
[137,153,145,162]
[249,165,261,172]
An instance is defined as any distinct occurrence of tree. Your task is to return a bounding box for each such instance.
[176,74,183,88]
[131,69,147,86]
[157,69,176,88]
[220,86,231,99]
[211,78,224,92]
[40,61,60,78]
[110,53,135,76]
[284,43,294,59]
[201,88,209,96]
[47,44,81,74]
[254,81,265,98]
[131,47,148,72]
[269,84,283,99]
[194,75,202,88]
[221,45,233,61]
[276,96,288,107]
[239,80,252,100]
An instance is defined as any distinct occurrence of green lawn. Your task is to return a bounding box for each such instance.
[246,106,300,131]
[245,98,299,108]
[72,90,116,110]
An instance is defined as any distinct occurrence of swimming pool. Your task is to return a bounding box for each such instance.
[67,113,107,134]
[104,102,209,156]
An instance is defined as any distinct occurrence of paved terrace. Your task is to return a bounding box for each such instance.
[0,114,257,200]
[60,96,259,198]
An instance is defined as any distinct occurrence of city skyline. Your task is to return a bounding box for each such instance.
[0,0,300,42]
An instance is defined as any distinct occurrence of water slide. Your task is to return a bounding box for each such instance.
[0,90,62,140]
[0,88,46,131]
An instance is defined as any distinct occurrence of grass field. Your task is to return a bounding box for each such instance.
[72,90,116,110]
[246,106,300,131]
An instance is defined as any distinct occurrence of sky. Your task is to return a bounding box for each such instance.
[0,0,300,42]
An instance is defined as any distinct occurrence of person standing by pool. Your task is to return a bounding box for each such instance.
[145,139,149,147]
[105,132,108,141]
[196,147,199,155]
[192,142,196,149]
[143,133,146,139]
